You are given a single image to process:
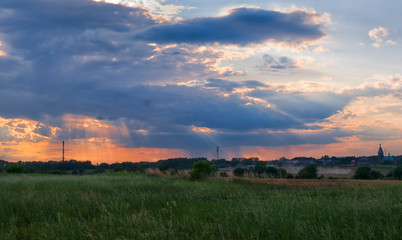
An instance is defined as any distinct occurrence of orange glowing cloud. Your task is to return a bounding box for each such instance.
[192,126,215,133]
[0,117,60,141]
[0,41,6,56]
[63,114,130,138]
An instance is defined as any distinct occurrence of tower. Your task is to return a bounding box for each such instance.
[378,144,384,162]
[62,141,65,162]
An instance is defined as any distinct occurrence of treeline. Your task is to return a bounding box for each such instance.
[1,155,402,176]
[0,157,262,174]
[232,163,319,179]
[0,160,95,174]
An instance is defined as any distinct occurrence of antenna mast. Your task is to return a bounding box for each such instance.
[62,141,65,162]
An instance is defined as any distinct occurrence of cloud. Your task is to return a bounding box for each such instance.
[4,0,395,160]
[368,26,397,47]
[369,27,389,41]
[260,54,297,71]
[137,8,326,46]
[92,0,192,20]
[339,74,402,97]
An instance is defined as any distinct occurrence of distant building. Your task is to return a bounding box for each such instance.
[353,157,370,166]
[378,144,385,161]
[386,153,395,161]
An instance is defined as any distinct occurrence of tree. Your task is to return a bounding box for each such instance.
[5,164,25,173]
[354,166,384,179]
[386,166,402,180]
[219,171,229,177]
[188,161,216,180]
[233,168,246,177]
[296,164,318,179]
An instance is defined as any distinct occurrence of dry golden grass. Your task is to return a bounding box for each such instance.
[146,168,188,178]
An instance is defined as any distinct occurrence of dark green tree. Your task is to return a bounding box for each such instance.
[296,164,318,179]
[5,163,25,173]
[354,166,372,179]
[386,166,402,180]
[188,161,216,180]
[354,166,383,179]
[233,168,246,177]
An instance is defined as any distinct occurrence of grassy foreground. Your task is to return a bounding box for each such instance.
[0,174,401,240]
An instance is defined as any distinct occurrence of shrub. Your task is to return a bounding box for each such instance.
[296,164,318,179]
[47,169,66,175]
[370,170,384,179]
[286,173,294,179]
[386,167,402,180]
[92,168,105,174]
[354,166,372,179]
[5,164,25,173]
[233,168,246,177]
[250,163,288,178]
[276,168,288,178]
[354,166,384,179]
[219,171,229,177]
[188,161,216,180]
[114,164,124,172]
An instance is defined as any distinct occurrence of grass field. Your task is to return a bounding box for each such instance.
[0,174,401,239]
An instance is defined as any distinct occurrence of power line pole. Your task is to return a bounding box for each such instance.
[216,146,219,160]
[62,141,64,162]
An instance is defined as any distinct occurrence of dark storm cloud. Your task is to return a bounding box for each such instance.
[0,0,355,151]
[0,84,300,131]
[200,79,350,124]
[248,89,351,123]
[123,126,349,150]
[0,0,219,87]
[137,8,325,45]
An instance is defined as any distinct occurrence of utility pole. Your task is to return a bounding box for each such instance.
[216,146,219,160]
[62,141,64,162]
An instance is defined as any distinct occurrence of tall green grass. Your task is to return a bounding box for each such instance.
[0,174,401,239]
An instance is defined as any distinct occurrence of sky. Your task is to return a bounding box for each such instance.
[0,0,402,163]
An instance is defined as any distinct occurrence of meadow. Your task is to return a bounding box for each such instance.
[0,173,401,240]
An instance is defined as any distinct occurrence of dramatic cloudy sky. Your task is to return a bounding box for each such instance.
[1,0,401,163]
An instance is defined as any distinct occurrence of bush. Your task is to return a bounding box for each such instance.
[92,168,105,174]
[47,169,66,175]
[354,166,372,179]
[5,164,25,173]
[371,170,384,179]
[188,161,216,180]
[114,164,124,172]
[219,171,229,177]
[354,166,384,179]
[386,167,402,180]
[250,163,288,178]
[296,164,318,179]
[286,173,294,179]
[233,168,246,177]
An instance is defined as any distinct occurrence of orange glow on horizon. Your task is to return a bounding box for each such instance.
[0,139,185,164]
[238,139,402,160]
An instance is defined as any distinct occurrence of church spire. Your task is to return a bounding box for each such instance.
[378,143,384,161]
